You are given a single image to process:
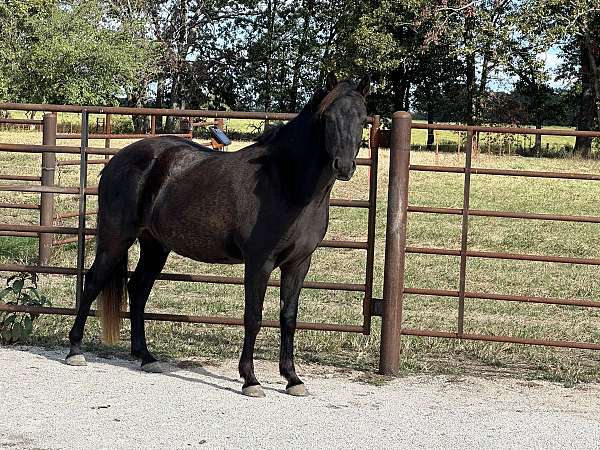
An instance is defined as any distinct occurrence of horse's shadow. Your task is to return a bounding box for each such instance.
[19,346,286,397]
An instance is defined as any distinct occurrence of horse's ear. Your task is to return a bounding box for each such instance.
[325,72,338,91]
[357,75,371,97]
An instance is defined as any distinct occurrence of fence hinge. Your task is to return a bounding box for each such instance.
[371,298,384,317]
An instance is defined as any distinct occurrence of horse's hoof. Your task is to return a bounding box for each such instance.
[141,361,165,373]
[286,383,308,397]
[65,354,87,366]
[242,385,265,398]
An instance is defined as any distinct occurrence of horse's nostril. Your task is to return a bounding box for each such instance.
[333,159,341,171]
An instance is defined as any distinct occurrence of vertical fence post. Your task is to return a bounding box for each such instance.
[39,113,57,265]
[363,115,380,334]
[379,111,412,375]
[457,127,473,336]
[75,111,89,308]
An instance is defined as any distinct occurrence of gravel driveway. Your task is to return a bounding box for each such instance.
[0,346,598,449]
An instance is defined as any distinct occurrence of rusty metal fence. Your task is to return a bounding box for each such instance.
[0,103,380,337]
[377,112,600,374]
[2,103,600,375]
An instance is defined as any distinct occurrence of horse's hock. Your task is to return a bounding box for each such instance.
[1,103,600,375]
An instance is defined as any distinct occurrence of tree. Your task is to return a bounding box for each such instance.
[0,0,159,106]
[521,0,600,156]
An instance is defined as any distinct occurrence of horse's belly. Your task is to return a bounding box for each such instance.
[150,219,243,264]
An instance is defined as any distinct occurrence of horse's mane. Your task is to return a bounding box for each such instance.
[255,80,358,146]
[255,123,283,145]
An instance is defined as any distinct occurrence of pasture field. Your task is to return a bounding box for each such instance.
[1,129,600,385]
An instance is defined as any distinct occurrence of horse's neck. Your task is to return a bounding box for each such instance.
[270,112,334,206]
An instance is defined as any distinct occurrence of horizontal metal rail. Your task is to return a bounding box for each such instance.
[330,199,370,208]
[411,122,600,138]
[0,118,43,125]
[0,223,366,251]
[0,202,40,210]
[408,206,600,223]
[0,262,365,292]
[0,224,86,234]
[0,304,364,333]
[53,235,94,246]
[0,184,79,194]
[400,327,600,350]
[0,143,109,155]
[410,164,600,181]
[0,143,373,166]
[320,240,368,250]
[0,174,41,182]
[0,231,38,238]
[0,185,369,213]
[0,102,376,124]
[404,287,600,308]
[57,133,192,140]
[406,246,600,265]
[57,159,109,166]
[56,210,97,220]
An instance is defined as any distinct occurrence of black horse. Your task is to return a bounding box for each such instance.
[65,73,370,397]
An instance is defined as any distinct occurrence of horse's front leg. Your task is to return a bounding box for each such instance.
[279,256,311,396]
[239,259,274,397]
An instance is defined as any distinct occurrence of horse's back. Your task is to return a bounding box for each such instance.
[97,137,218,242]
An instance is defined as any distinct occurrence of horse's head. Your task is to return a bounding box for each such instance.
[317,72,370,181]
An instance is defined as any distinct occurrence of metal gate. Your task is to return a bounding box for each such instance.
[377,112,600,374]
[0,103,380,336]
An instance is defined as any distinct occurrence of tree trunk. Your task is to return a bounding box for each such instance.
[289,0,314,111]
[584,31,600,129]
[318,22,336,86]
[575,40,595,157]
[534,123,542,156]
[167,0,189,132]
[264,0,277,112]
[389,68,408,112]
[464,12,476,125]
[403,82,411,111]
[426,115,434,151]
[156,76,165,131]
[426,88,434,151]
[476,53,491,120]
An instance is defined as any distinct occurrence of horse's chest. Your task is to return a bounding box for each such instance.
[269,207,329,260]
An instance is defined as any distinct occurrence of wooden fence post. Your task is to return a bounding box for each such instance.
[379,111,412,375]
[39,113,57,265]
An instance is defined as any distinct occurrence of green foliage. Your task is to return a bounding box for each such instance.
[0,272,51,344]
[0,0,160,105]
[0,0,597,139]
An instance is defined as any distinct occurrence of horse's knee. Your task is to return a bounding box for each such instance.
[244,315,262,335]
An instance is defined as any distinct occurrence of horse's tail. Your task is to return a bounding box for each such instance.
[98,255,128,344]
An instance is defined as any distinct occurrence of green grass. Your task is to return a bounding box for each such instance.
[1,128,600,385]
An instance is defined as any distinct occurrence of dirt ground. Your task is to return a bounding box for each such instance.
[0,346,598,449]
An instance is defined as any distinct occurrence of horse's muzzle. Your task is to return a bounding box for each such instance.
[332,158,356,181]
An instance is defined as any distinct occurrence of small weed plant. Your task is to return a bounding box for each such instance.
[0,272,51,343]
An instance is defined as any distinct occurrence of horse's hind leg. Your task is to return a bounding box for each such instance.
[279,256,311,396]
[66,240,133,365]
[128,235,169,372]
[239,259,274,397]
